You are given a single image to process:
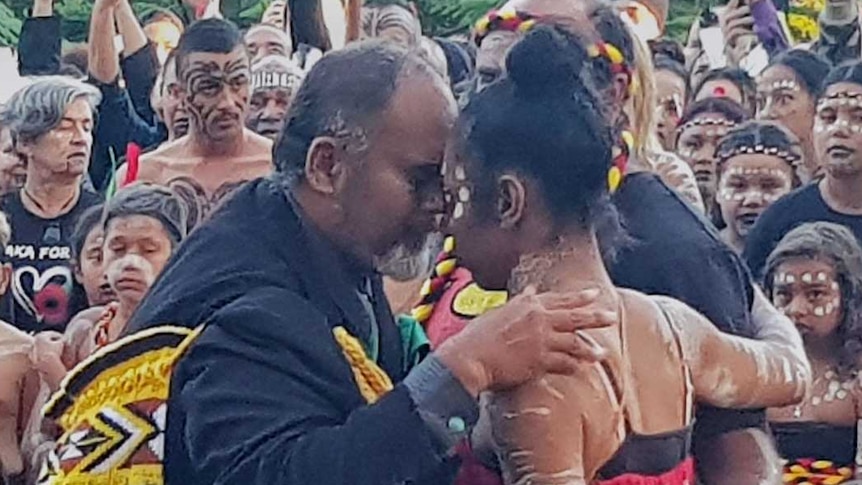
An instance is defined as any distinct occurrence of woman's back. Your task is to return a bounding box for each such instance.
[491,290,693,484]
[491,288,806,484]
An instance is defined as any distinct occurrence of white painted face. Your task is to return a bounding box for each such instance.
[716,153,793,240]
[772,258,843,340]
[813,83,862,176]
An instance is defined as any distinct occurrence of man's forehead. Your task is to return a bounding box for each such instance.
[503,0,589,20]
[186,47,248,64]
[478,31,520,61]
[246,26,289,45]
[373,75,455,156]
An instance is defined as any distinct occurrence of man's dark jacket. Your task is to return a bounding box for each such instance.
[126,178,457,484]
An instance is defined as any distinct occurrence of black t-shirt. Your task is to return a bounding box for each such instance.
[744,182,862,280]
[610,173,760,440]
[0,190,102,333]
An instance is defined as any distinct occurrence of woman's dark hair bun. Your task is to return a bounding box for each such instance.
[506,25,589,98]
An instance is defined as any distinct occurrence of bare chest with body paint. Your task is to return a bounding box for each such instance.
[135,143,273,228]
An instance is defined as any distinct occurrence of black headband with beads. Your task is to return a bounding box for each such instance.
[676,117,737,134]
[716,144,800,166]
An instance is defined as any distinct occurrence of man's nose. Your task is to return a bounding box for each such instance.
[262,99,282,120]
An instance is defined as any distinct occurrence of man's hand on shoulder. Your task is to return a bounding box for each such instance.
[436,287,616,397]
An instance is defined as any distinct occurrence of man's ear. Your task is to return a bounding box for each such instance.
[497,174,527,230]
[304,136,348,196]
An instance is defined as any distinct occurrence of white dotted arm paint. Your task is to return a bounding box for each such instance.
[654,287,810,409]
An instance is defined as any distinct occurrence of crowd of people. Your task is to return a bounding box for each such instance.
[1,0,862,483]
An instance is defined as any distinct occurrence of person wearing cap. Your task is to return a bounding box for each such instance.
[246,55,305,140]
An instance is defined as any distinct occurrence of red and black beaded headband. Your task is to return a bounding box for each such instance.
[473,8,538,47]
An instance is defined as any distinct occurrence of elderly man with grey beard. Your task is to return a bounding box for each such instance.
[0,77,103,333]
[246,55,305,140]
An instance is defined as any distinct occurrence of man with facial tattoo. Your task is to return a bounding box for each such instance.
[116,19,273,226]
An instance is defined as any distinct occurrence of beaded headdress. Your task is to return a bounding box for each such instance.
[473,7,538,46]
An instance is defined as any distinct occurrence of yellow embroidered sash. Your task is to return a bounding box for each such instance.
[39,324,393,484]
[38,326,200,485]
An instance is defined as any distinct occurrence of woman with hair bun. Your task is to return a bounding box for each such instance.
[448,25,809,484]
[415,2,789,482]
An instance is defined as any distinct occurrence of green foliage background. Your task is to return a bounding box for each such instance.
[0,0,709,47]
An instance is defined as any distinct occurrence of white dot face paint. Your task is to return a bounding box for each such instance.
[769,80,800,92]
[452,202,464,220]
[772,260,843,342]
[816,94,862,135]
[106,254,157,301]
[717,156,793,229]
[455,165,466,181]
[448,163,471,222]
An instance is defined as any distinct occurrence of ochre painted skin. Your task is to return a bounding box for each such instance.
[489,251,808,484]
[0,322,34,477]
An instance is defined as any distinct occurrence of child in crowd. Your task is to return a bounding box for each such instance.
[69,205,113,308]
[33,184,187,391]
[765,222,862,483]
[715,121,800,253]
[675,96,751,218]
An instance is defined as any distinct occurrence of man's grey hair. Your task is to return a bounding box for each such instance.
[0,76,100,144]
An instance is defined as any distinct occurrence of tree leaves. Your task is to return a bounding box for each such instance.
[417,0,502,37]
[0,2,23,46]
[0,0,706,47]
